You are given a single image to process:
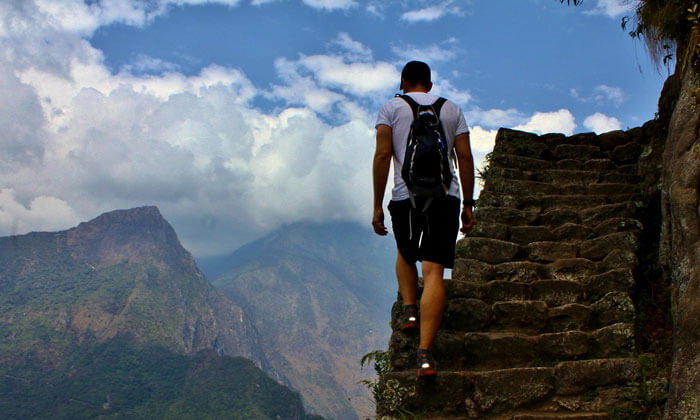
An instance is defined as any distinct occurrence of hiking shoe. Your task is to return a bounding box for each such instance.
[399,305,419,331]
[417,349,436,377]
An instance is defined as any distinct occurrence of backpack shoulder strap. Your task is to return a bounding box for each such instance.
[398,94,420,119]
[432,97,447,116]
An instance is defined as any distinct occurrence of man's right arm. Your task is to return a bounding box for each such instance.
[372,124,393,236]
[454,132,475,233]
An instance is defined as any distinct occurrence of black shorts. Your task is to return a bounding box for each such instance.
[388,195,460,269]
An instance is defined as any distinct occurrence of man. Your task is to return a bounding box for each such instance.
[372,61,475,377]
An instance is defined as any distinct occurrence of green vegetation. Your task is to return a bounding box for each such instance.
[0,335,321,420]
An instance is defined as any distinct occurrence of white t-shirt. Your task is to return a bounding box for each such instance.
[375,92,469,201]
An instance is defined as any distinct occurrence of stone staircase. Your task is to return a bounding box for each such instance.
[376,128,663,419]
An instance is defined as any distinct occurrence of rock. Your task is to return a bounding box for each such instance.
[539,331,589,360]
[549,258,597,281]
[456,238,520,264]
[552,223,595,241]
[589,323,635,357]
[466,222,510,241]
[492,301,548,331]
[532,280,583,306]
[537,209,581,226]
[553,144,600,160]
[598,130,629,150]
[452,258,493,283]
[466,367,554,415]
[583,158,616,171]
[490,153,552,171]
[548,303,592,332]
[581,201,643,226]
[579,231,639,261]
[444,298,491,331]
[510,226,555,244]
[527,242,577,262]
[493,261,550,283]
[474,206,538,225]
[597,249,638,271]
[612,142,642,163]
[591,292,635,327]
[592,217,643,236]
[554,358,640,395]
[583,269,635,297]
[548,170,599,186]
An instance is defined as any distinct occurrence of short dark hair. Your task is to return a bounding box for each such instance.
[401,61,431,87]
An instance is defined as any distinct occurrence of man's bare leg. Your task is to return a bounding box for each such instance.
[419,261,445,350]
[395,251,418,305]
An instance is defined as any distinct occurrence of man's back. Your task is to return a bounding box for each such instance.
[375,92,468,201]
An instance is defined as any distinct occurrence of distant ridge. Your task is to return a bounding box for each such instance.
[207,221,396,419]
[0,207,322,419]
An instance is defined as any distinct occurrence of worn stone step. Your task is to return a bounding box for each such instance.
[456,237,521,264]
[591,217,643,237]
[477,192,641,213]
[443,299,549,333]
[487,178,561,196]
[527,242,578,262]
[494,261,551,283]
[379,358,641,418]
[489,168,601,186]
[581,201,644,226]
[552,144,603,161]
[548,258,597,282]
[579,231,639,261]
[490,153,553,171]
[474,206,538,225]
[512,413,609,420]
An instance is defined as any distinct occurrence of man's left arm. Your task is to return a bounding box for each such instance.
[372,124,393,236]
[454,132,475,233]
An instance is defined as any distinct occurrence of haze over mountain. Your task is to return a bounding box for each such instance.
[202,221,397,419]
[0,206,319,419]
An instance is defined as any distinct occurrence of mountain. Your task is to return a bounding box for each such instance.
[0,206,320,419]
[203,221,397,420]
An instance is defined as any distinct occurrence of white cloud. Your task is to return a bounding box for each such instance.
[584,112,621,133]
[431,78,471,107]
[332,33,373,61]
[0,188,80,235]
[467,108,524,129]
[584,0,638,18]
[302,0,357,11]
[391,43,458,63]
[469,126,498,154]
[571,84,625,107]
[400,1,462,22]
[593,84,624,106]
[513,109,576,136]
[120,54,182,74]
[280,55,399,97]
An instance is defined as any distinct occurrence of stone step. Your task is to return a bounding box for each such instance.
[378,358,641,419]
[399,288,632,335]
[448,269,633,304]
[477,193,642,213]
[488,169,641,191]
[512,413,610,420]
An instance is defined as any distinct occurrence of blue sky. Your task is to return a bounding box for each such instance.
[0,0,669,256]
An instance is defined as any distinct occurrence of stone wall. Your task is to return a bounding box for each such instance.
[376,125,670,419]
[660,35,700,420]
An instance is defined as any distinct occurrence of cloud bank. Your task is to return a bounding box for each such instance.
[0,1,628,256]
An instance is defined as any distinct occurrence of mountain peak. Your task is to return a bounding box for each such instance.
[66,205,187,269]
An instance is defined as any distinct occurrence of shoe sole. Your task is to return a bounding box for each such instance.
[400,322,419,331]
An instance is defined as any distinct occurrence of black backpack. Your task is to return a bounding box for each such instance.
[399,95,453,209]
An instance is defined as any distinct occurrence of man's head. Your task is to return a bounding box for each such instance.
[400,61,432,92]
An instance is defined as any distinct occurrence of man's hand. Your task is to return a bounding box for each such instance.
[460,206,474,234]
[372,207,388,236]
